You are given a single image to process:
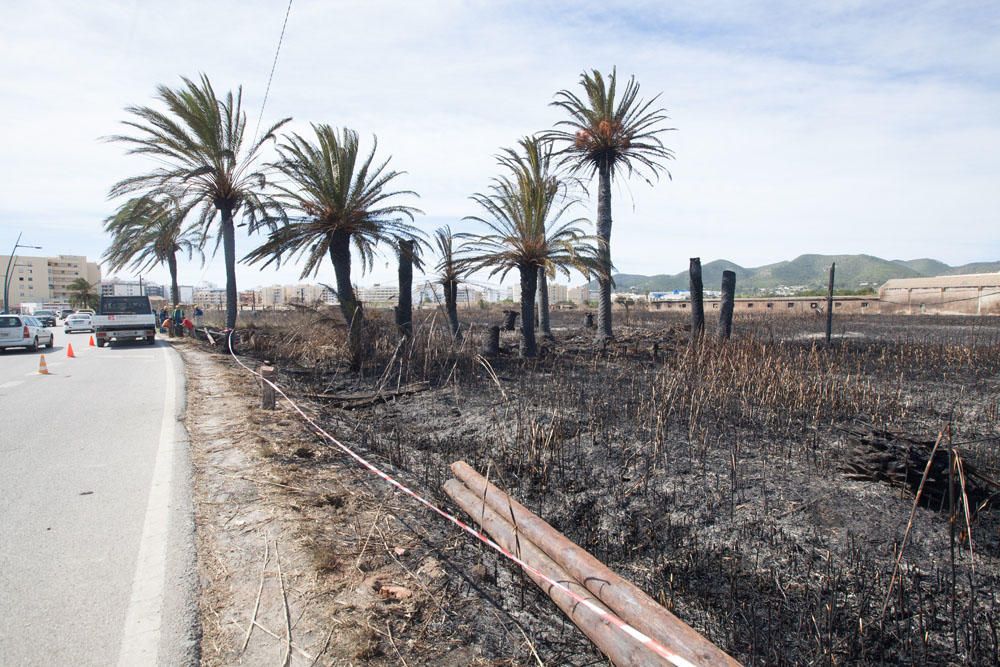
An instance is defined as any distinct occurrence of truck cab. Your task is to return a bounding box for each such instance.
[93,296,156,347]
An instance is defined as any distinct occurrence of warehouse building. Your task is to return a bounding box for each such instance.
[879,273,1000,315]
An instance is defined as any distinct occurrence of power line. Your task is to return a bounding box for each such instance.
[253,0,294,142]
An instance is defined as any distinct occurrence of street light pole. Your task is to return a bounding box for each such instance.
[3,233,43,314]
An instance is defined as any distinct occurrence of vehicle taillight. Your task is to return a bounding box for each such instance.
[23,326,29,337]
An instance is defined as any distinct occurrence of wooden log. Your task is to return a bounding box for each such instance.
[450,461,740,667]
[260,363,276,410]
[442,479,673,667]
[718,270,736,340]
[689,258,704,344]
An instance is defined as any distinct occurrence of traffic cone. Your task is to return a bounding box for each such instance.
[38,354,49,375]
[88,335,95,347]
[67,343,75,358]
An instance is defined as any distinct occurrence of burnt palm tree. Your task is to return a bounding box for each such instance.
[243,125,421,362]
[459,137,600,358]
[432,226,465,340]
[547,68,674,341]
[102,195,203,306]
[107,74,290,328]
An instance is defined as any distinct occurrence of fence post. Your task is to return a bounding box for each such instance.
[689,257,704,344]
[719,270,736,340]
[826,262,836,346]
[260,363,276,410]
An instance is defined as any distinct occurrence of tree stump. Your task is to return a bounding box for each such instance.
[689,257,704,344]
[483,325,501,357]
[584,312,594,328]
[718,270,736,340]
[502,310,518,331]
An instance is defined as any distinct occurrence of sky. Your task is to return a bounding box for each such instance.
[1,0,998,291]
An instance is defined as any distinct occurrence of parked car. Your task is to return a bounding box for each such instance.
[64,313,94,333]
[32,310,57,327]
[0,315,55,351]
[60,308,75,319]
[76,309,96,316]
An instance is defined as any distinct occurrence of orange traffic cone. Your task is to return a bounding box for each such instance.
[88,335,95,347]
[38,354,49,375]
[67,343,75,358]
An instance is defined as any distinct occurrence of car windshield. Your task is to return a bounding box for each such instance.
[0,316,21,328]
[100,297,152,315]
[34,311,54,316]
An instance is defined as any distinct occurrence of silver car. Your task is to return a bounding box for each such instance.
[64,313,94,333]
[0,315,55,351]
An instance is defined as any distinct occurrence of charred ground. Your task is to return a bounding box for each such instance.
[200,308,1000,665]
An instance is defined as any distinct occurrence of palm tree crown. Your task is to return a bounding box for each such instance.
[106,74,290,326]
[547,68,675,180]
[103,195,203,305]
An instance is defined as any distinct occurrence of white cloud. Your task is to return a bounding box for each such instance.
[1,0,997,292]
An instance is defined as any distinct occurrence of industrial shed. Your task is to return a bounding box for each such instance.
[879,273,1000,315]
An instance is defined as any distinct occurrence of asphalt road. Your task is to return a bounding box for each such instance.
[0,327,197,666]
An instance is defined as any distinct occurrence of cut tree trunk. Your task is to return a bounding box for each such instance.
[519,264,538,358]
[718,269,735,340]
[537,267,554,340]
[329,231,364,368]
[396,239,414,338]
[689,257,704,344]
[444,278,462,340]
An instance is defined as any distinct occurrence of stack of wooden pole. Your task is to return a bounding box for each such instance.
[443,462,741,667]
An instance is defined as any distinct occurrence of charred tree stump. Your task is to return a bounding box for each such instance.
[689,257,705,344]
[483,325,500,357]
[502,310,518,331]
[718,269,736,340]
[584,312,594,328]
[395,239,414,338]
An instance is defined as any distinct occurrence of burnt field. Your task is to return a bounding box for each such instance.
[210,308,1000,665]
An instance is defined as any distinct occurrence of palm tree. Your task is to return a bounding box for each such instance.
[459,137,601,358]
[102,195,203,306]
[107,74,290,328]
[243,125,421,362]
[547,68,675,341]
[67,278,99,310]
[432,226,465,340]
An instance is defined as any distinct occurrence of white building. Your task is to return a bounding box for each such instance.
[0,254,102,310]
[101,277,164,298]
[193,286,227,308]
[357,283,398,304]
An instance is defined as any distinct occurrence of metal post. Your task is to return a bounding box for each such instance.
[825,262,835,346]
[3,233,41,314]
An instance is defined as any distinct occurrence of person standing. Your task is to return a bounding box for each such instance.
[194,305,204,328]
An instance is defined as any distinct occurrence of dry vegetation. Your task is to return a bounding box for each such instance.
[200,306,1000,665]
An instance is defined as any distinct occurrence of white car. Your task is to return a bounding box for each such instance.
[64,313,94,333]
[0,315,55,352]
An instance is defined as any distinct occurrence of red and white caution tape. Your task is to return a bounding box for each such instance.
[225,331,698,667]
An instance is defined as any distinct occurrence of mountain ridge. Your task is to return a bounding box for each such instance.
[587,254,1000,294]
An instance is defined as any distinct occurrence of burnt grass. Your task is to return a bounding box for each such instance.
[222,307,1000,665]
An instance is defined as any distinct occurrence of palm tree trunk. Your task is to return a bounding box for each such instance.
[396,239,414,338]
[595,162,613,341]
[519,264,538,358]
[537,267,554,340]
[329,231,364,366]
[220,206,238,328]
[166,251,180,307]
[444,279,462,340]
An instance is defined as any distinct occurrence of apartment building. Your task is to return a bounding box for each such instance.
[1,254,101,310]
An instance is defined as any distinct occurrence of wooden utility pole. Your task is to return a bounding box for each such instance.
[689,258,704,344]
[718,270,736,340]
[825,262,836,346]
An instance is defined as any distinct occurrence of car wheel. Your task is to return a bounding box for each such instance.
[47,335,54,349]
[30,337,39,352]
[96,338,106,348]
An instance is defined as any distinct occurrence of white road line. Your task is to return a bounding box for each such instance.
[117,347,176,666]
[0,380,24,389]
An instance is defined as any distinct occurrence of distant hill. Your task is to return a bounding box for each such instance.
[588,254,1000,294]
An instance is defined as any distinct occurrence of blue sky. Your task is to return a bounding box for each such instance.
[1,0,997,290]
